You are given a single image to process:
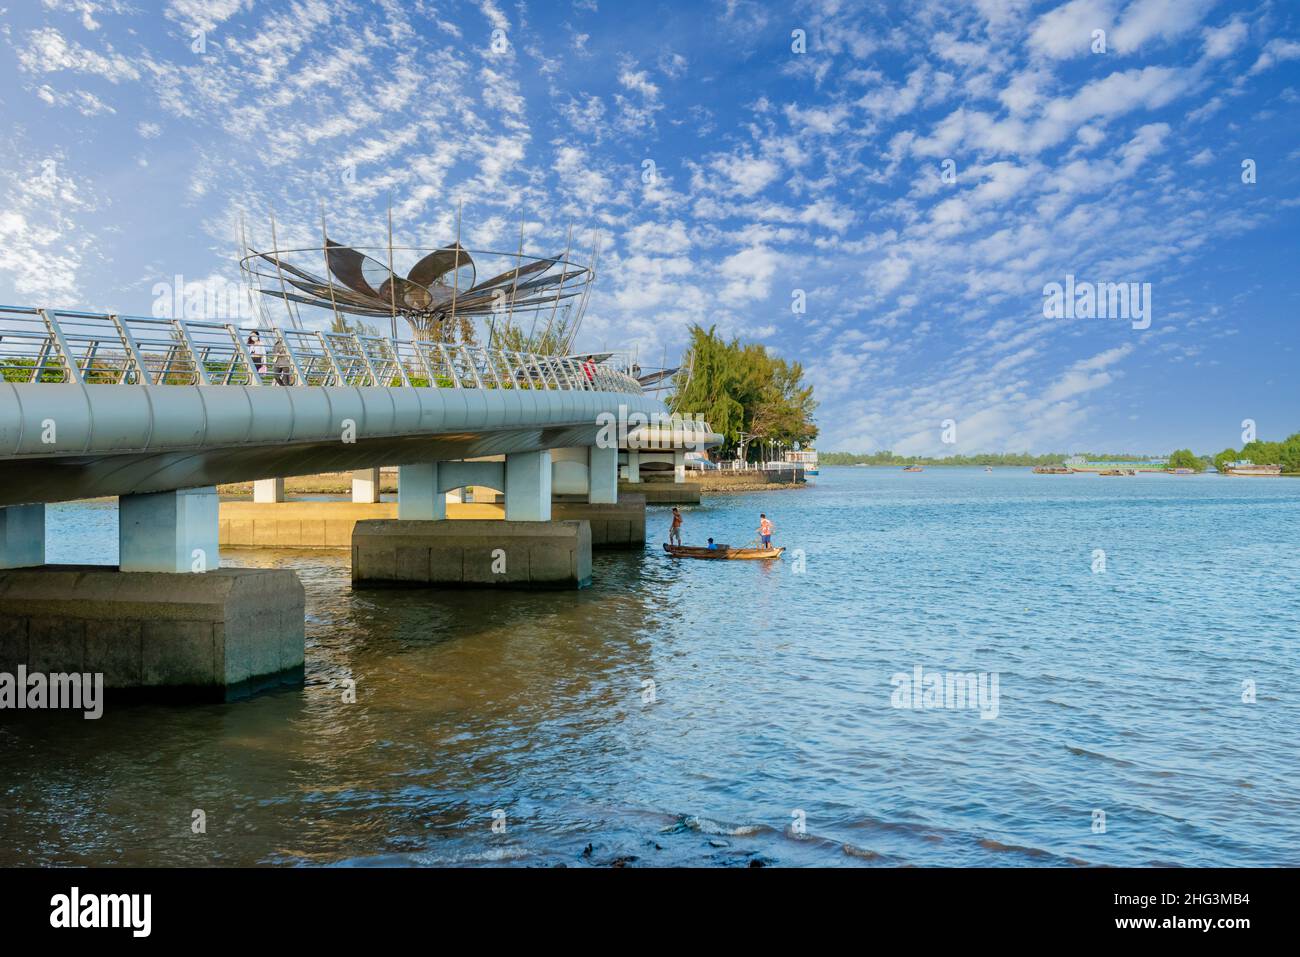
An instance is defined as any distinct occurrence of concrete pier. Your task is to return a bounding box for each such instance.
[253,478,285,503]
[0,566,305,701]
[0,504,45,569]
[504,450,551,521]
[352,519,591,589]
[589,444,619,504]
[397,462,445,520]
[351,468,382,504]
[119,487,220,573]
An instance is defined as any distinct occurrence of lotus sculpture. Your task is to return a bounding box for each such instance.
[241,234,593,340]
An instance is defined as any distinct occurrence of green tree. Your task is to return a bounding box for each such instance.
[1240,439,1283,466]
[492,313,573,355]
[1281,433,1300,473]
[329,314,381,338]
[669,325,817,458]
[1213,448,1239,473]
[1166,448,1204,472]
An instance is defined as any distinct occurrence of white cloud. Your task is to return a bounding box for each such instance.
[711,154,782,197]
[718,244,779,304]
[1028,0,1116,60]
[624,220,691,255]
[1201,17,1249,59]
[17,27,141,82]
[1111,0,1216,54]
[1249,38,1300,74]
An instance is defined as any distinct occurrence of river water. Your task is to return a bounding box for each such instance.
[2,467,1297,867]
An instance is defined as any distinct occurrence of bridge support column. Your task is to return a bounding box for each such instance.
[398,463,445,520]
[119,487,219,574]
[588,444,618,504]
[253,478,285,503]
[625,450,641,484]
[673,450,687,484]
[352,468,382,504]
[505,451,551,522]
[0,504,45,569]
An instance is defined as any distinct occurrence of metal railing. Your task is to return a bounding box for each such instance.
[0,306,643,394]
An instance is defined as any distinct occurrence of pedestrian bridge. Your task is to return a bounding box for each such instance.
[0,305,711,507]
[0,305,721,700]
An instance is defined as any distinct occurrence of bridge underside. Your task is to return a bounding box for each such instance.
[0,425,607,508]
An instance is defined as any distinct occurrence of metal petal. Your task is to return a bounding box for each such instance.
[407,243,475,289]
[464,256,557,295]
[325,239,384,301]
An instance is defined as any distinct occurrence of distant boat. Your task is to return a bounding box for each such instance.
[903,465,923,472]
[1169,468,1195,475]
[1033,465,1072,474]
[784,448,818,476]
[985,466,992,473]
[1222,462,1282,477]
[663,543,784,561]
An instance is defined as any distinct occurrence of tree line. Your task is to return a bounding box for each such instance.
[1211,432,1300,474]
[822,451,1158,467]
[825,433,1300,473]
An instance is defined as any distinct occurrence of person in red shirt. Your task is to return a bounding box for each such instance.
[757,513,773,548]
[669,507,683,546]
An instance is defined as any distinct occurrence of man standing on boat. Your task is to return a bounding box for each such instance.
[669,507,683,546]
[757,513,773,549]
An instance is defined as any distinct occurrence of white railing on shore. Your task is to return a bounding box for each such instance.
[705,461,805,473]
[0,305,643,394]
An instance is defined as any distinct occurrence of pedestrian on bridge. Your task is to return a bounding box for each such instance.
[247,331,268,378]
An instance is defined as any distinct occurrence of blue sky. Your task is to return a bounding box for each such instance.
[0,0,1297,455]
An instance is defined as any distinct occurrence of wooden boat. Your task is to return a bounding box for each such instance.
[1033,465,1072,474]
[663,543,784,560]
[902,465,923,472]
[1223,463,1282,476]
